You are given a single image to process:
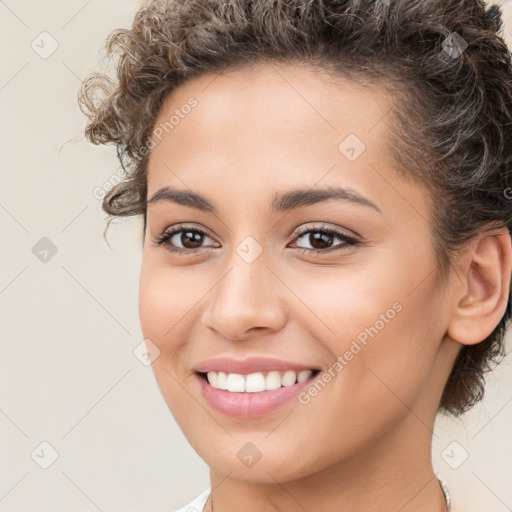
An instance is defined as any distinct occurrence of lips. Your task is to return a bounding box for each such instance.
[192,356,322,417]
[195,369,320,418]
[193,356,321,375]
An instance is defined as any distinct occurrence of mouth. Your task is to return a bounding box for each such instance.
[194,368,322,418]
[192,356,324,417]
[196,369,322,393]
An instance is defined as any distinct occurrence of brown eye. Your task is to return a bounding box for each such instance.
[152,225,219,253]
[290,224,360,254]
[177,229,205,249]
[302,231,334,250]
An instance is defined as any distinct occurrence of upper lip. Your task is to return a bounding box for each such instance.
[193,357,321,375]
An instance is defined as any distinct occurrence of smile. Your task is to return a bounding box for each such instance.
[195,369,321,418]
[201,369,318,392]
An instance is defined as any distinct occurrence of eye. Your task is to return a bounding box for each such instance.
[289,224,360,255]
[151,224,219,253]
[151,223,361,256]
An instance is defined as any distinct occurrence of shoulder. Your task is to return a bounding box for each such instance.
[172,488,211,512]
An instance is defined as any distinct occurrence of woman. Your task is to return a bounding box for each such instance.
[79,1,512,510]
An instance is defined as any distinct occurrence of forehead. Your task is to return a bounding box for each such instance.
[149,62,394,154]
[145,61,429,219]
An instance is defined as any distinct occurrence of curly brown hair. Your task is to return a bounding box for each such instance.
[79,0,512,416]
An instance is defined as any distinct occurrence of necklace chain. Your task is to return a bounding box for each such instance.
[209,478,451,511]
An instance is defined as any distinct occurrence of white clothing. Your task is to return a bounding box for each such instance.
[173,488,210,512]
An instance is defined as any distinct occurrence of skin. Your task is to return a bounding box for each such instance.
[138,62,512,512]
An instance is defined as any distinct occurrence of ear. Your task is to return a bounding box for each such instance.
[447,226,512,346]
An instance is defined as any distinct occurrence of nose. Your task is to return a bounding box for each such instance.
[200,257,287,341]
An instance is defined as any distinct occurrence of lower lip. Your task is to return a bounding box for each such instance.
[195,372,318,418]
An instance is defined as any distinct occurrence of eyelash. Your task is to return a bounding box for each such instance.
[151,223,360,256]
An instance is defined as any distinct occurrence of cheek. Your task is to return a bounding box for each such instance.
[138,259,198,417]
[138,262,169,340]
[285,266,404,344]
[299,262,443,400]
[331,292,443,423]
[138,256,196,342]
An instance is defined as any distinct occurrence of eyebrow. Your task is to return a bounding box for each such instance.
[147,185,382,214]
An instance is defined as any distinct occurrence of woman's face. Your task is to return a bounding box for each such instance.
[139,62,458,483]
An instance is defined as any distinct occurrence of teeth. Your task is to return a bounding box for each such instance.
[265,371,282,391]
[205,369,314,392]
[281,370,296,386]
[246,372,266,392]
[297,370,312,383]
[226,373,245,392]
[217,371,227,390]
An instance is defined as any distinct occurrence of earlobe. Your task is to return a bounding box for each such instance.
[447,226,512,346]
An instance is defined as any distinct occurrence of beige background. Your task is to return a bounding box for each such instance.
[0,1,511,510]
